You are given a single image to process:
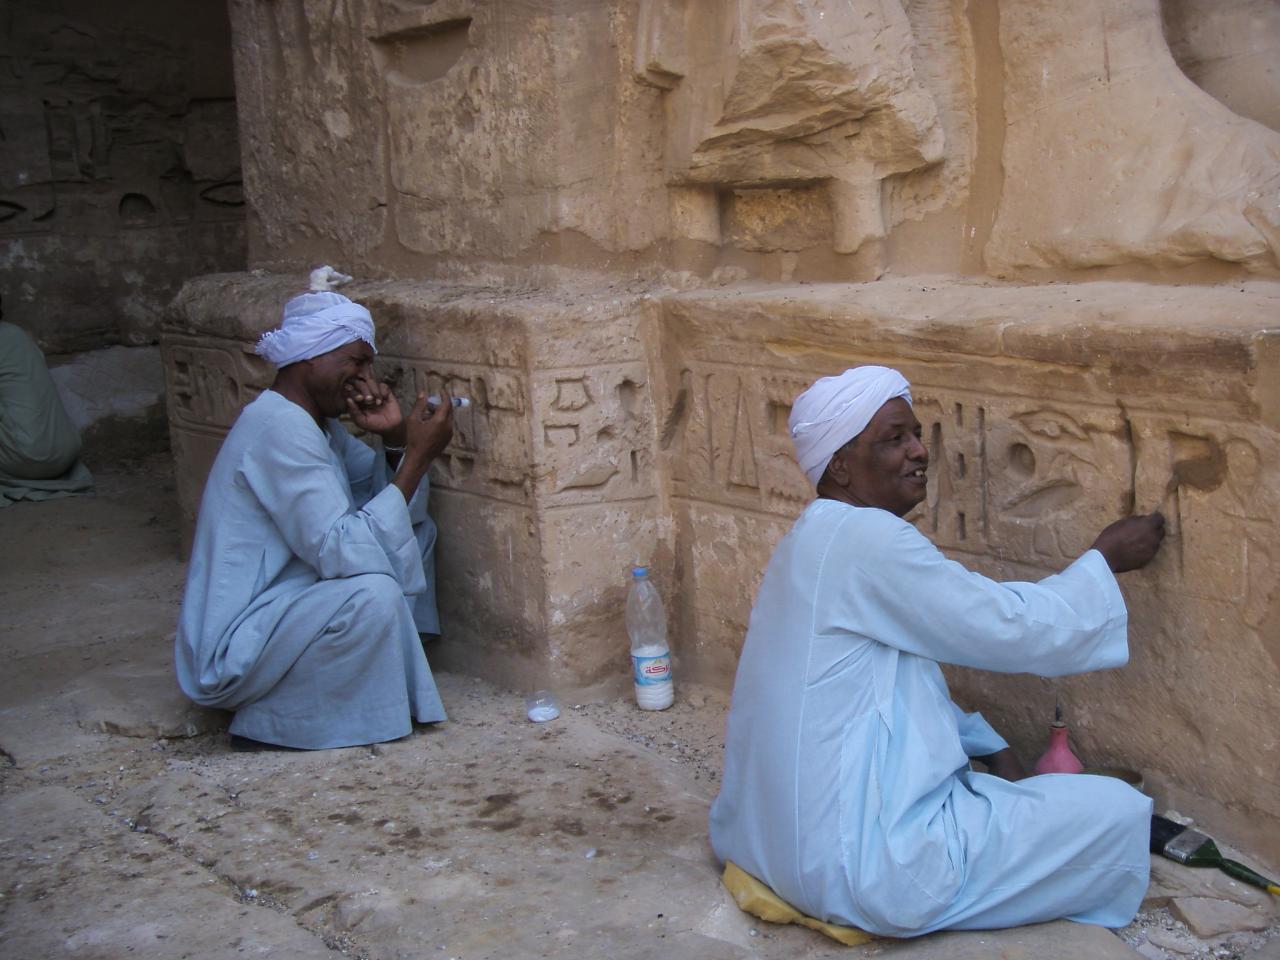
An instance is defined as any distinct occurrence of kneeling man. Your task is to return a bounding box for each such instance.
[176,290,454,749]
[709,366,1166,936]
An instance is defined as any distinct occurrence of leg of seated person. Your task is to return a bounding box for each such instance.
[227,573,445,749]
[942,773,1151,931]
[409,512,441,636]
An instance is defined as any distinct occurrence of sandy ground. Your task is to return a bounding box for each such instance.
[1,459,1275,960]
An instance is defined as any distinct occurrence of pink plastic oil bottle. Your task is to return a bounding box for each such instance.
[1033,701,1084,775]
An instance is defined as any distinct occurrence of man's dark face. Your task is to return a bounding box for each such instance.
[301,340,375,418]
[824,397,929,517]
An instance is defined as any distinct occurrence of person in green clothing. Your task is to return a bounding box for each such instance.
[0,297,93,507]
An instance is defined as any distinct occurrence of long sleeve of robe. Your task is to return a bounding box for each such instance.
[708,499,1152,937]
[175,391,445,748]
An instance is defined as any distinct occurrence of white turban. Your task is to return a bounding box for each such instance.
[254,292,376,367]
[788,366,913,486]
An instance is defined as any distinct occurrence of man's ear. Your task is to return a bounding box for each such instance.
[825,446,850,487]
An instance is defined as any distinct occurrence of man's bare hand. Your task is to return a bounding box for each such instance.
[1090,512,1166,573]
[344,377,404,439]
[977,748,1027,782]
[402,388,455,467]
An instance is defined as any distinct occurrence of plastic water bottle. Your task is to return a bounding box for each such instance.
[626,566,673,710]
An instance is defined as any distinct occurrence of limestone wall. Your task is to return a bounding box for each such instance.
[165,0,1280,862]
[0,0,246,354]
[0,0,247,463]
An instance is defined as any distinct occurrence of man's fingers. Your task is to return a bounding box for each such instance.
[435,387,453,419]
[348,375,380,405]
[409,391,429,419]
[426,387,455,422]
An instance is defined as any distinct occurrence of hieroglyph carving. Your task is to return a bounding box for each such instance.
[671,365,814,513]
[532,364,653,505]
[374,355,532,503]
[162,338,534,503]
[163,339,272,434]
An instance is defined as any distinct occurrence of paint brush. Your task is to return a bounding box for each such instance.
[1150,815,1280,895]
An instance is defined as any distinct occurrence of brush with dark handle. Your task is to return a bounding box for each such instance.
[1152,815,1280,894]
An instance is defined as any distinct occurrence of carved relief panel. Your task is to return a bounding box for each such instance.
[1131,419,1279,630]
[916,393,1131,567]
[668,364,812,514]
[531,363,655,507]
[163,337,272,434]
[373,355,533,506]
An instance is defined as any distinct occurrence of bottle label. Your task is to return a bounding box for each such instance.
[632,653,671,685]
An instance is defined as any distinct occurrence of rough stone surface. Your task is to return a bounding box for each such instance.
[218,0,1280,283]
[0,0,247,353]
[48,347,166,434]
[1247,938,1280,960]
[1171,899,1276,940]
[1163,0,1280,134]
[987,0,1280,278]
[1121,903,1280,960]
[1146,853,1277,911]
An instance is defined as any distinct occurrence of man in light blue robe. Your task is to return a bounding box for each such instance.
[0,305,94,507]
[709,366,1167,937]
[176,290,456,749]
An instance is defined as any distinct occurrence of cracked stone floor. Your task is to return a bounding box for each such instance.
[1,458,1276,960]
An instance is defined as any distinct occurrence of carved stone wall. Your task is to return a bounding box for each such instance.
[0,0,246,354]
[225,0,1280,286]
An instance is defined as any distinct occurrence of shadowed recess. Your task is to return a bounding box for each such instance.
[372,18,472,85]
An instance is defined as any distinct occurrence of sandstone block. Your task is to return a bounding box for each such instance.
[70,664,227,740]
[1171,897,1275,939]
[987,0,1280,277]
[1146,854,1274,910]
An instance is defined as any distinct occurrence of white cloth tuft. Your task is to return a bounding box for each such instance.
[255,292,376,368]
[309,264,353,292]
[788,366,912,486]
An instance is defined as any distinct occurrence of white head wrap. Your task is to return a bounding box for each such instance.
[788,366,913,486]
[254,292,376,367]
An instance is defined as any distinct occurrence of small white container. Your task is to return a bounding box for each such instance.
[525,690,560,722]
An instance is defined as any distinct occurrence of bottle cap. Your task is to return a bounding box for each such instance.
[632,565,648,578]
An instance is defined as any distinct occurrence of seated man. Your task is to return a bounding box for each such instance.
[175,290,454,749]
[708,365,1166,937]
[0,298,94,508]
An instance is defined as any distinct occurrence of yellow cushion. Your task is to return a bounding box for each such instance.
[720,861,876,947]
